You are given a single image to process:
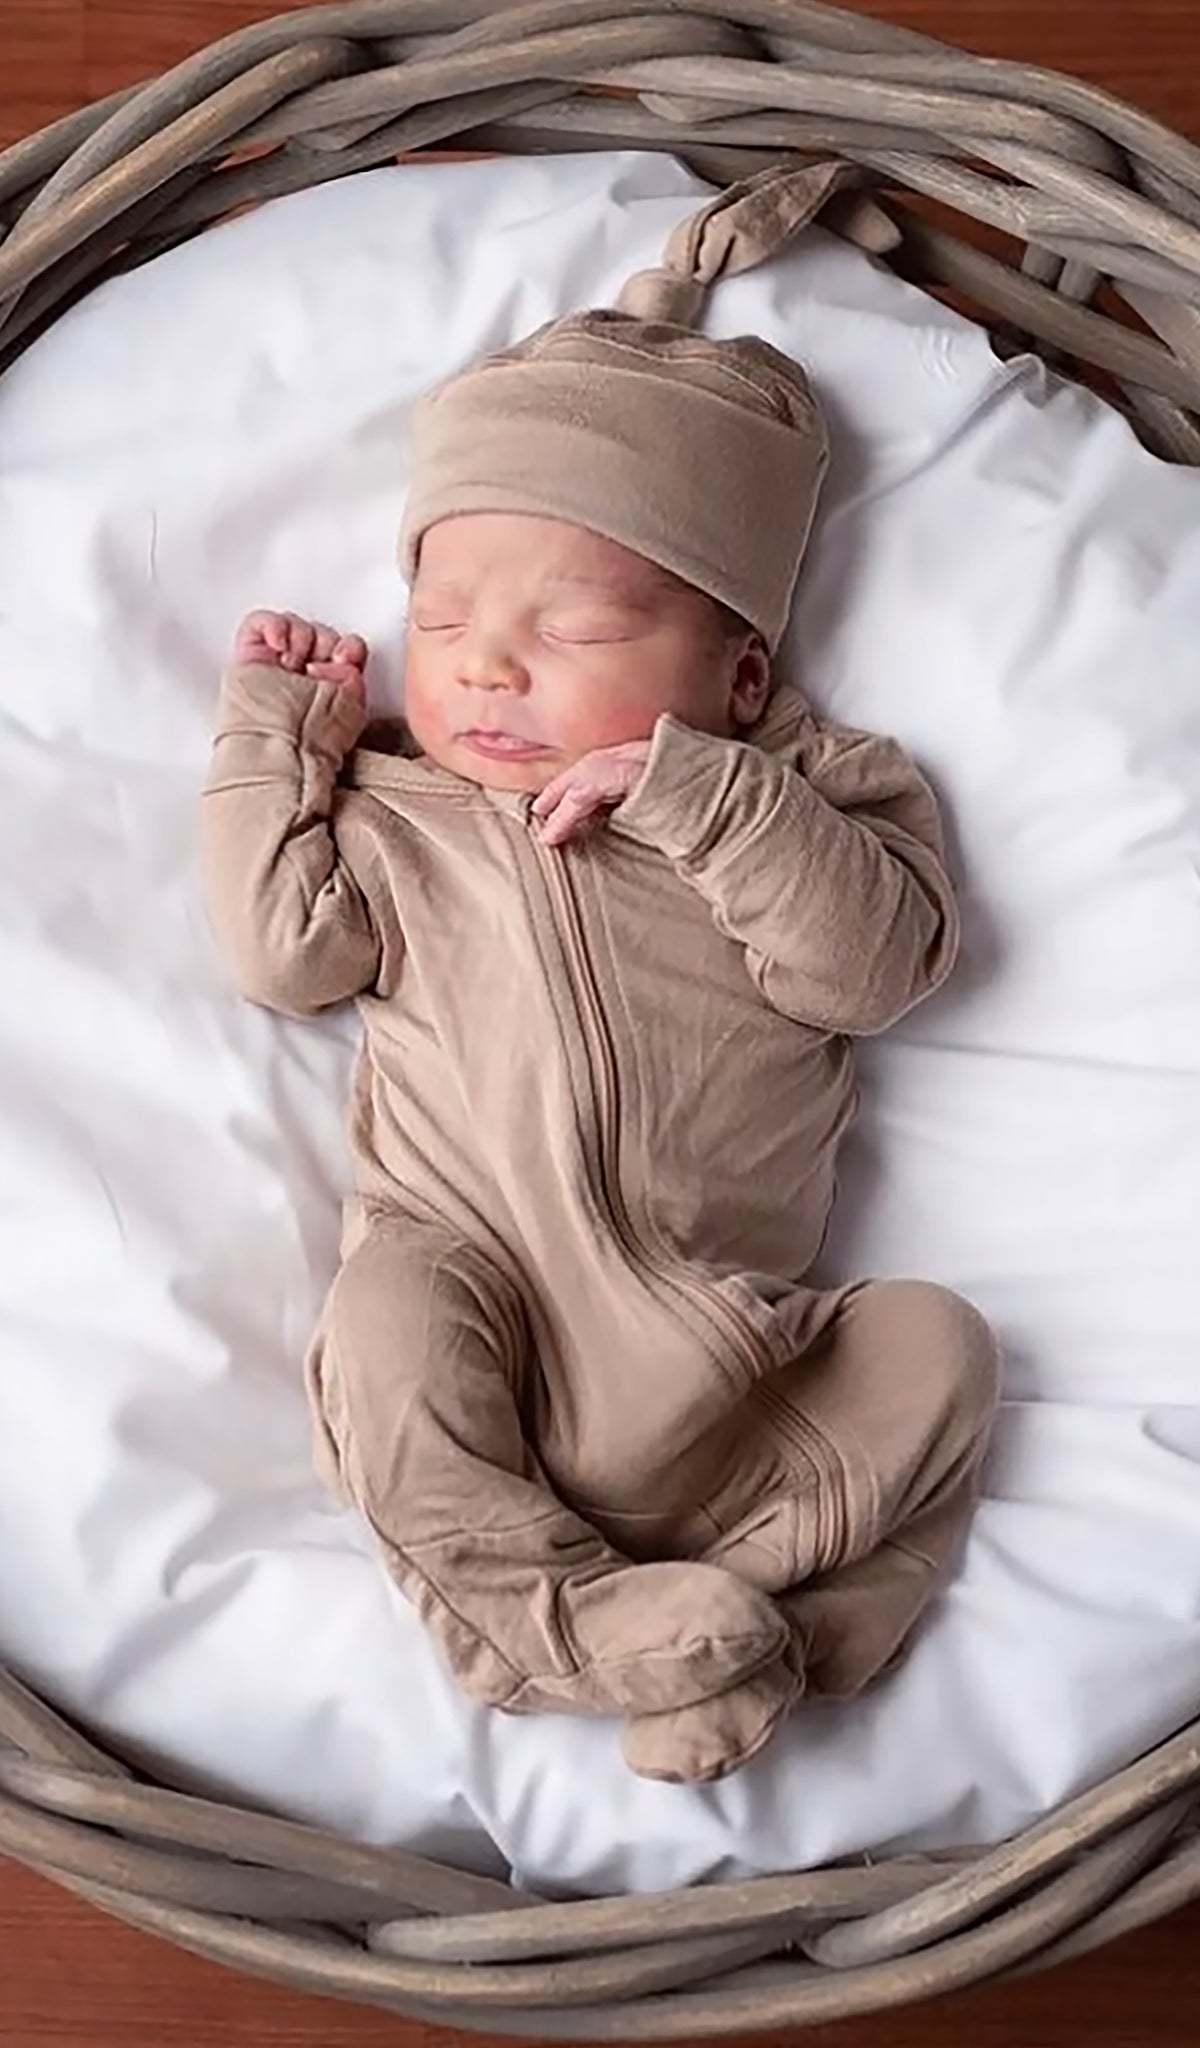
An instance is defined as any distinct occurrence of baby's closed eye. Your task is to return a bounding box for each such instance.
[410,612,466,633]
[541,609,646,646]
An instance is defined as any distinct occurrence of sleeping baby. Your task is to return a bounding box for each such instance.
[201,167,999,1784]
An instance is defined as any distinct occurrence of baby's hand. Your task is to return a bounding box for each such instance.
[234,609,368,702]
[532,741,652,848]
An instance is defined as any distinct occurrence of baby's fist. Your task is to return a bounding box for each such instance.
[234,609,368,701]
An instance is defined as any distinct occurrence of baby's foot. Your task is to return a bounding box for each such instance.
[520,1560,790,1720]
[234,608,368,699]
[621,1647,803,1784]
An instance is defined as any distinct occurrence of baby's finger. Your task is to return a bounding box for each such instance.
[234,610,285,659]
[283,615,316,673]
[315,621,352,668]
[532,771,574,819]
[538,783,601,847]
[308,660,367,700]
[334,633,368,670]
[261,612,290,654]
[533,753,631,819]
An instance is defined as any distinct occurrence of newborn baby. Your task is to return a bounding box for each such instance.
[202,173,999,1784]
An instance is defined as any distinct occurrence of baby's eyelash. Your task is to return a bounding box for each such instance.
[542,626,636,646]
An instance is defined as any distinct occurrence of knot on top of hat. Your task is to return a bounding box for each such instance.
[615,267,708,326]
[615,157,861,327]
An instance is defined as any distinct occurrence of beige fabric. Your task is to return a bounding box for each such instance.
[614,159,863,325]
[398,313,827,652]
[397,163,865,652]
[201,667,1000,1782]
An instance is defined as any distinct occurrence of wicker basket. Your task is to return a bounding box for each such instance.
[2,1,1200,2033]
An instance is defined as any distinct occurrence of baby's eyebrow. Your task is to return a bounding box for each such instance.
[544,577,657,606]
[414,573,657,608]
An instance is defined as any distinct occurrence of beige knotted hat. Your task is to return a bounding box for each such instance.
[399,161,861,652]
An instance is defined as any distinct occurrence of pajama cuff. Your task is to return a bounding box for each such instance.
[611,711,793,864]
[216,662,368,764]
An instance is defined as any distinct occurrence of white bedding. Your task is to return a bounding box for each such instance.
[1,150,1199,1896]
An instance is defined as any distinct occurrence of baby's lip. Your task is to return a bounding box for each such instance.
[459,728,551,754]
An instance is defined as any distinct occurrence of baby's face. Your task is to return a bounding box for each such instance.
[402,513,764,792]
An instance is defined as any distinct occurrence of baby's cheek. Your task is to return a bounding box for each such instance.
[556,688,666,756]
[401,663,444,744]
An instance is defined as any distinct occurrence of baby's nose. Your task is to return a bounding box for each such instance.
[457,634,530,692]
[475,663,528,692]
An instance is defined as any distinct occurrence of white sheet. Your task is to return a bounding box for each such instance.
[1,150,1199,1896]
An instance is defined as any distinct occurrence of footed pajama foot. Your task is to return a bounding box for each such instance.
[505,1560,790,1718]
[620,1647,803,1783]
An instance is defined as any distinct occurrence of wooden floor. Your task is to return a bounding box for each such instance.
[3,1,1200,2043]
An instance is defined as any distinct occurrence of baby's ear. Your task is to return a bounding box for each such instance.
[729,633,772,727]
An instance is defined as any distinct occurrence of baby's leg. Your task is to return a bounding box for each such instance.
[309,1214,788,1720]
[621,1280,999,1781]
[773,1279,999,1698]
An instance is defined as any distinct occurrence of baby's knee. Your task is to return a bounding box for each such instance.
[324,1230,414,1364]
[326,1218,528,1387]
[876,1278,1001,1441]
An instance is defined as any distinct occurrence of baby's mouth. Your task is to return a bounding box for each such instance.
[459,730,551,758]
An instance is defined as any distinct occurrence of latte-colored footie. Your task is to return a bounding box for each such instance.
[555,1560,791,1719]
[620,1650,803,1784]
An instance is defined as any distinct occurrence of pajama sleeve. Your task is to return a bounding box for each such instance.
[609,708,959,1036]
[200,663,399,1017]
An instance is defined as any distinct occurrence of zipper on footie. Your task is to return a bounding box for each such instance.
[528,824,777,1396]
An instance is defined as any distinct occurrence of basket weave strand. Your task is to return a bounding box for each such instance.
[1,0,1199,2029]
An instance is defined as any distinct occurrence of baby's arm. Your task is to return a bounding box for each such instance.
[201,610,393,1017]
[609,710,958,1036]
